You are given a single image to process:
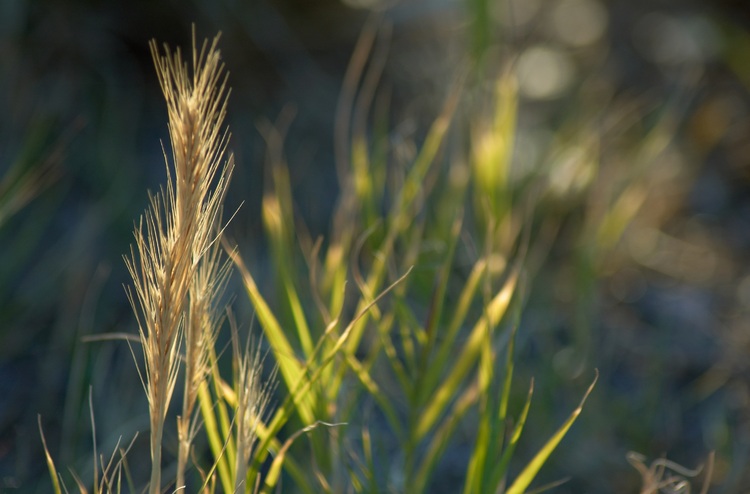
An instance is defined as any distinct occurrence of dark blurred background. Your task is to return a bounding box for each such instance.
[2,0,750,492]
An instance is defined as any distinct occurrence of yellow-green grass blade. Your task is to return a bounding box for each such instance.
[490,379,534,492]
[392,80,462,226]
[350,20,389,223]
[216,377,313,493]
[594,183,647,251]
[326,15,373,309]
[419,213,463,364]
[379,311,412,394]
[499,316,521,423]
[328,252,349,319]
[396,302,420,375]
[331,229,396,394]
[471,71,517,221]
[419,256,496,407]
[487,305,523,490]
[212,388,312,494]
[462,278,498,494]
[262,232,311,359]
[260,421,336,494]
[463,404,492,494]
[198,381,233,494]
[411,382,480,493]
[38,415,62,494]
[342,81,462,362]
[468,0,490,65]
[342,350,402,437]
[505,372,598,494]
[263,159,315,357]
[361,427,379,493]
[69,468,86,494]
[231,248,315,424]
[417,267,518,439]
[210,345,238,481]
[249,315,343,477]
[252,269,412,475]
[352,134,372,210]
[334,14,378,189]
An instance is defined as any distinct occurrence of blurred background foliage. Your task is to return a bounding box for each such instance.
[2,0,750,492]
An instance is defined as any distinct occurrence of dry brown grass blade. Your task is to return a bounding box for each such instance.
[627,451,715,494]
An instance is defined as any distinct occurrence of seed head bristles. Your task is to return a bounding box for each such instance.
[178,223,235,489]
[126,28,235,494]
[231,319,275,493]
[124,185,188,494]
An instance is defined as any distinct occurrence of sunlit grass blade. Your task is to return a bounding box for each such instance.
[505,372,598,494]
[420,254,506,407]
[206,371,314,494]
[38,415,63,494]
[198,381,234,494]
[411,383,480,492]
[462,284,497,494]
[471,71,517,223]
[594,183,647,251]
[378,310,412,394]
[490,379,534,491]
[360,427,378,493]
[499,307,522,423]
[260,119,315,357]
[248,268,412,482]
[260,421,339,494]
[419,213,464,362]
[230,245,316,424]
[350,25,390,225]
[342,80,463,361]
[341,351,402,437]
[483,305,524,491]
[417,267,518,439]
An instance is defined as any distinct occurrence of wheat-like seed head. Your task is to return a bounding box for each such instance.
[125,184,188,427]
[126,28,235,494]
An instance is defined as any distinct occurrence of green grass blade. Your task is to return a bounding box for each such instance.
[420,256,500,406]
[471,72,517,222]
[342,81,463,362]
[499,309,522,422]
[198,381,234,494]
[505,372,598,494]
[342,351,402,437]
[411,384,480,493]
[378,310,412,394]
[231,247,315,424]
[490,379,534,491]
[251,268,412,478]
[393,80,462,224]
[420,213,463,360]
[417,267,518,439]
[462,294,496,494]
[263,158,315,357]
[210,346,238,481]
[463,396,491,494]
[260,421,336,494]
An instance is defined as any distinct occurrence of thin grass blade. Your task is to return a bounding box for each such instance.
[505,372,598,494]
[417,267,518,439]
[38,415,63,494]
